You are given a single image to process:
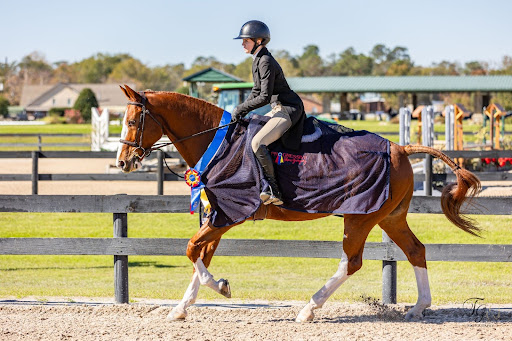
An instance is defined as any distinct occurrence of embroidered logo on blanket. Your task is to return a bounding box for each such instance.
[272,151,307,165]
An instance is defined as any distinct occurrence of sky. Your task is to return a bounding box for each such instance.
[3,0,512,69]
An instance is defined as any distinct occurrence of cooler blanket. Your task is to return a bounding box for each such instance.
[201,115,390,227]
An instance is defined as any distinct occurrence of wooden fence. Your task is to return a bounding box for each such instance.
[0,151,183,194]
[0,194,511,304]
[1,150,510,195]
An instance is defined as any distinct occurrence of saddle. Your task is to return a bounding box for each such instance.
[201,115,391,227]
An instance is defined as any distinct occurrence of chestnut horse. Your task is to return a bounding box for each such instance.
[117,85,480,322]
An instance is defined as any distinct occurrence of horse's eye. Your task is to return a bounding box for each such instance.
[128,119,136,126]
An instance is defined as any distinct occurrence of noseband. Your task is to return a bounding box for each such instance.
[120,92,236,159]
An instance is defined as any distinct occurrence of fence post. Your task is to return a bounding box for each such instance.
[38,135,42,152]
[381,110,411,304]
[422,106,434,196]
[113,213,129,304]
[157,150,164,195]
[31,151,39,195]
[382,232,397,304]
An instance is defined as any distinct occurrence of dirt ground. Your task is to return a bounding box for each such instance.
[0,159,190,195]
[0,298,511,340]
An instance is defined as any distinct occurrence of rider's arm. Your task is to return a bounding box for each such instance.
[235,55,275,116]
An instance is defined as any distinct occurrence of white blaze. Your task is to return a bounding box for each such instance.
[116,109,129,167]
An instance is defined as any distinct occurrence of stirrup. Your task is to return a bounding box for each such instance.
[260,189,283,206]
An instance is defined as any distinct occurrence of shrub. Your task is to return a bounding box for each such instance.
[73,88,98,122]
[48,107,71,117]
[0,96,9,118]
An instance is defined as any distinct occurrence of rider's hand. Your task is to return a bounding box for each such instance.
[231,107,243,122]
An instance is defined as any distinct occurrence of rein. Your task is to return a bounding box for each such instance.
[120,92,236,176]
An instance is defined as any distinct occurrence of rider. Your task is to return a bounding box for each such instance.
[232,20,306,206]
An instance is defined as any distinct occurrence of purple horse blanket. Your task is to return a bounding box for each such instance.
[201,115,390,227]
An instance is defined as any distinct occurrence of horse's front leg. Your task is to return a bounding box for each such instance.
[187,223,234,296]
[168,238,226,321]
[168,222,235,321]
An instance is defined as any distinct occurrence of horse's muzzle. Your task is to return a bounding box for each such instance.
[118,157,141,173]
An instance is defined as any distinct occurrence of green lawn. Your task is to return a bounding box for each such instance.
[1,212,511,304]
[1,119,508,150]
[0,124,91,134]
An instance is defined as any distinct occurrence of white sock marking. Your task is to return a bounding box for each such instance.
[413,266,431,307]
[310,251,350,308]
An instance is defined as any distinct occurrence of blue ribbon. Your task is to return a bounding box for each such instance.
[189,110,232,213]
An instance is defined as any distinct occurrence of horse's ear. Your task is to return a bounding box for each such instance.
[123,84,142,102]
[119,85,129,99]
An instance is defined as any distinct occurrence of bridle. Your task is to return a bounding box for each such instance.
[120,93,164,159]
[120,92,236,160]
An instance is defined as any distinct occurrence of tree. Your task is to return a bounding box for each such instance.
[232,56,253,81]
[18,51,52,85]
[422,61,460,75]
[273,50,300,77]
[386,60,414,76]
[73,88,98,122]
[463,61,488,75]
[108,58,150,89]
[331,47,373,76]
[298,45,324,76]
[0,96,9,118]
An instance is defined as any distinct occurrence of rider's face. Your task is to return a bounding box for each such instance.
[242,38,254,54]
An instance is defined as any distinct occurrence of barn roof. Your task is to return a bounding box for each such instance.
[285,75,512,93]
[182,67,243,83]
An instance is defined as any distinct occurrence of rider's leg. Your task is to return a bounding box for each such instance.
[251,110,292,205]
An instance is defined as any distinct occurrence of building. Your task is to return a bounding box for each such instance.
[20,83,135,117]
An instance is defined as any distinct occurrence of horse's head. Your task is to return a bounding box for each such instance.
[117,84,164,173]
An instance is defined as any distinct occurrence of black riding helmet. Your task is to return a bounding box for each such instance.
[234,20,271,54]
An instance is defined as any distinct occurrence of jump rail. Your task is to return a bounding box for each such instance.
[0,195,511,304]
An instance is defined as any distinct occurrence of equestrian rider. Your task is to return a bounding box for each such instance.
[232,20,306,206]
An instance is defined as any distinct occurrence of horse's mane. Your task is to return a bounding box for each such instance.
[145,90,222,115]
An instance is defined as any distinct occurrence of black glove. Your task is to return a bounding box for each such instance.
[231,107,244,122]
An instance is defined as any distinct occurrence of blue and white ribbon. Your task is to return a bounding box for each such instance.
[188,110,232,213]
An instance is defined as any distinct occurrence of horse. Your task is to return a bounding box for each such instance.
[117,84,481,322]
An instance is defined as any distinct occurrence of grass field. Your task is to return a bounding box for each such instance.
[1,212,511,305]
[1,119,507,150]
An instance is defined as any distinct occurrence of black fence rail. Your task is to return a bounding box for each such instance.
[1,150,510,196]
[0,195,510,304]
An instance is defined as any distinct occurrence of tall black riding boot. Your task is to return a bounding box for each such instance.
[254,145,283,205]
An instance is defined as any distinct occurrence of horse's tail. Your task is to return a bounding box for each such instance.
[403,145,481,236]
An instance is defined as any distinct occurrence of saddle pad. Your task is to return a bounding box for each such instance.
[202,115,390,227]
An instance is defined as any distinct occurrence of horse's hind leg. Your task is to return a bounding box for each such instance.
[296,215,374,322]
[378,212,431,320]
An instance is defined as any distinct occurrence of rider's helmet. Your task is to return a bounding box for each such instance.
[234,20,271,46]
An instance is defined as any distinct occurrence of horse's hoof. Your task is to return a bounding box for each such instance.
[404,309,423,321]
[296,306,315,322]
[219,278,231,298]
[167,307,187,321]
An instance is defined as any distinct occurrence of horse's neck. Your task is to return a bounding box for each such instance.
[152,92,224,166]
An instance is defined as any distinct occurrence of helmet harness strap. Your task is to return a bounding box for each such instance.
[250,38,262,54]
